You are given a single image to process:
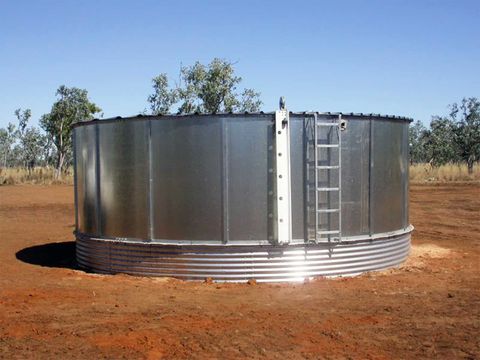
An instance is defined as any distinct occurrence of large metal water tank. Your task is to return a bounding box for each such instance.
[73,109,412,282]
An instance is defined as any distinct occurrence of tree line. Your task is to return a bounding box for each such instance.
[0,59,262,179]
[0,86,102,178]
[0,58,478,178]
[409,97,479,173]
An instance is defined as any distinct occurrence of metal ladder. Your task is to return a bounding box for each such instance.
[312,114,342,242]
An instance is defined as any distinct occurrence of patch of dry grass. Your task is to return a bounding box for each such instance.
[410,163,479,183]
[0,167,73,185]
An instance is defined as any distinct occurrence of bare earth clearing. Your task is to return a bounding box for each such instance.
[0,184,479,359]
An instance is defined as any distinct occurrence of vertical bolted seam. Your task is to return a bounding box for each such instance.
[275,110,292,245]
[338,114,343,241]
[369,118,374,236]
[221,118,230,244]
[72,130,79,234]
[95,123,102,236]
[404,125,409,230]
[148,119,154,242]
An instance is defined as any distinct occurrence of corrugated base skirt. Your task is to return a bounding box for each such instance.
[76,229,411,282]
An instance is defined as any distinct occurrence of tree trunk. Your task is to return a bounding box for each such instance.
[467,157,474,175]
[55,152,65,180]
[55,121,64,179]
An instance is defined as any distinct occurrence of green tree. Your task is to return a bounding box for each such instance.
[238,88,263,112]
[21,127,43,171]
[40,85,101,178]
[14,108,31,138]
[38,133,55,167]
[148,73,178,115]
[424,117,459,166]
[450,97,480,174]
[13,108,41,169]
[0,128,9,167]
[148,58,262,115]
[408,120,428,164]
[0,123,18,167]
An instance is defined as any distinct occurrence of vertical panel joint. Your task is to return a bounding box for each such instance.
[274,109,292,245]
[95,123,102,236]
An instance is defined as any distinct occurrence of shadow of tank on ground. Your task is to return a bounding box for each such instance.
[16,241,78,270]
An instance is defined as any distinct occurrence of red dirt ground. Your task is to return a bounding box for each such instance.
[0,184,479,359]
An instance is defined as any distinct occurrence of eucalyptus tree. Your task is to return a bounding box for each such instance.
[0,128,9,167]
[14,108,31,139]
[424,117,459,166]
[0,123,18,167]
[21,127,43,171]
[14,108,42,169]
[148,73,178,115]
[148,58,262,115]
[40,85,101,178]
[450,97,480,174]
[408,120,429,164]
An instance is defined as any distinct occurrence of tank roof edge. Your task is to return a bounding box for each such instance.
[73,111,413,128]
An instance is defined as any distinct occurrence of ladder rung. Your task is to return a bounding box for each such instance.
[307,181,334,190]
[317,123,340,127]
[307,161,331,165]
[307,140,339,144]
[317,230,340,235]
[316,166,339,169]
[317,144,339,148]
[317,187,340,191]
[317,209,340,213]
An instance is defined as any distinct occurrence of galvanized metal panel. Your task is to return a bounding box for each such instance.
[74,125,98,235]
[371,120,406,233]
[339,118,370,236]
[150,117,223,241]
[98,120,150,240]
[290,117,306,240]
[75,114,410,241]
[226,116,271,241]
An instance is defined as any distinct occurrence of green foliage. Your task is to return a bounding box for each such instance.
[14,108,31,136]
[0,128,9,167]
[21,127,43,169]
[450,98,480,173]
[424,117,459,166]
[13,108,45,169]
[238,88,263,112]
[408,97,479,173]
[0,123,17,167]
[40,85,101,177]
[148,58,262,115]
[408,120,428,164]
[148,73,178,115]
[0,109,55,169]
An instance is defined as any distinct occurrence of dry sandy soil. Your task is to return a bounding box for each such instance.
[0,184,479,359]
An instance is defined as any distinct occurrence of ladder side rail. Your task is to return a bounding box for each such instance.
[305,116,312,242]
[338,115,342,241]
[314,113,319,242]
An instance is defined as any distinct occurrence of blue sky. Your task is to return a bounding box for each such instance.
[0,0,479,128]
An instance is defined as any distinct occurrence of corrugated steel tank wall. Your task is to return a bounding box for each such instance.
[74,113,410,244]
